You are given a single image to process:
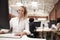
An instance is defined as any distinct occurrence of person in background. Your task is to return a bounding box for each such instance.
[9,6,30,36]
[55,20,60,40]
[28,18,37,38]
[57,23,60,30]
[51,24,57,30]
[29,18,36,33]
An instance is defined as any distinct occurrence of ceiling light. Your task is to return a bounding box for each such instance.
[16,2,23,6]
[31,2,38,8]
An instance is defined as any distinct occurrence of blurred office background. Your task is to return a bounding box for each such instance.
[9,0,60,21]
[9,0,60,28]
[8,0,60,40]
[0,0,60,40]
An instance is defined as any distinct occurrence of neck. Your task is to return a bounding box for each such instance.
[18,15,22,20]
[18,16,23,23]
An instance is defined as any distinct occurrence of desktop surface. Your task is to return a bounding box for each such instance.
[0,33,46,40]
[0,33,21,39]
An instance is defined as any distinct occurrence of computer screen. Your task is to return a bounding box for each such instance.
[57,18,60,23]
[34,21,41,27]
[48,20,56,28]
[0,0,10,29]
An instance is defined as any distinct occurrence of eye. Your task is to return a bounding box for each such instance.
[21,10,24,12]
[18,10,20,11]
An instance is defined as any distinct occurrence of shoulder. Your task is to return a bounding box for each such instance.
[10,17,17,22]
[24,18,29,23]
[24,18,29,21]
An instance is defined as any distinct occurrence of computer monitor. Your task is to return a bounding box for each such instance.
[0,0,10,29]
[48,20,56,28]
[34,21,41,27]
[57,18,60,23]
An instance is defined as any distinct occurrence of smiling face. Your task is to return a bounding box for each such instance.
[18,7,25,17]
[17,6,27,18]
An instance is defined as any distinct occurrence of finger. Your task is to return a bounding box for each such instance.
[15,33,19,35]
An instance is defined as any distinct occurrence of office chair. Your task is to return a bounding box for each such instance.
[27,18,36,38]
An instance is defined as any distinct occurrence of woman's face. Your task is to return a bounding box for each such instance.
[18,7,24,17]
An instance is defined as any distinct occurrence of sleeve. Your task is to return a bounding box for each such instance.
[51,24,57,30]
[10,18,13,28]
[23,19,31,35]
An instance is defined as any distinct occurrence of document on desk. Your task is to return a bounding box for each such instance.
[20,35,46,40]
[0,34,46,40]
[0,33,21,39]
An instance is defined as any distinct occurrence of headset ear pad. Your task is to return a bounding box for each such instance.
[17,10,18,12]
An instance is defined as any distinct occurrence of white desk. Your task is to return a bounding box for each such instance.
[36,27,56,40]
[0,38,46,40]
[0,33,46,40]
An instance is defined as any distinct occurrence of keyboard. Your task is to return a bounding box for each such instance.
[0,33,21,39]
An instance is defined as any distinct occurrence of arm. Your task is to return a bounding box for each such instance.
[15,19,31,36]
[23,19,31,35]
[8,27,12,33]
[8,18,13,33]
[1,19,13,33]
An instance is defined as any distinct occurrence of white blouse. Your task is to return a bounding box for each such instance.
[10,17,30,35]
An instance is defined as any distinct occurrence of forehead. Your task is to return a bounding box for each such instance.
[18,7,24,10]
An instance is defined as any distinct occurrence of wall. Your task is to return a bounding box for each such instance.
[49,0,60,20]
[56,0,60,18]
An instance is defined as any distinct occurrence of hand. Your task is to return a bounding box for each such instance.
[0,31,5,34]
[15,32,26,36]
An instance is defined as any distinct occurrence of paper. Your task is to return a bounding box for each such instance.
[0,33,21,39]
[0,33,46,40]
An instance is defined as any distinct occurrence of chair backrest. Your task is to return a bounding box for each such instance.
[48,20,56,28]
[29,22,35,33]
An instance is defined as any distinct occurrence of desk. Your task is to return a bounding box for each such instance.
[0,38,46,40]
[36,28,57,40]
[0,34,46,40]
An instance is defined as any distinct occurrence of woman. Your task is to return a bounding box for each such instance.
[10,6,30,36]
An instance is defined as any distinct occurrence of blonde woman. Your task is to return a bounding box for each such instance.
[10,6,30,36]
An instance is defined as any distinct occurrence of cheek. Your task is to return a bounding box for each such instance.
[18,11,24,16]
[22,13,24,16]
[18,11,21,13]
[18,11,24,14]
[21,12,24,15]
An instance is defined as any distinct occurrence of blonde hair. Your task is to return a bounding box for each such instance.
[17,6,27,17]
